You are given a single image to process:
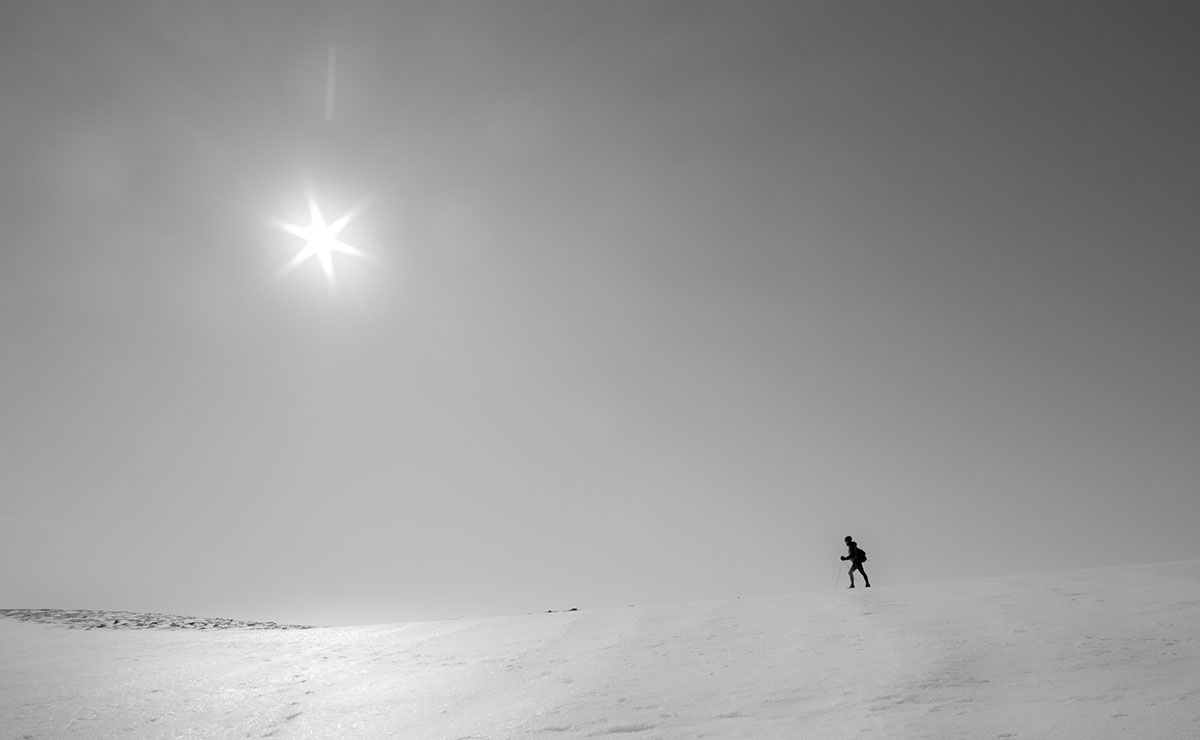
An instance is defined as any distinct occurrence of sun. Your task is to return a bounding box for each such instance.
[277,196,365,281]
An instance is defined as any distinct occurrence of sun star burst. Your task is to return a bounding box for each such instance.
[278,197,364,281]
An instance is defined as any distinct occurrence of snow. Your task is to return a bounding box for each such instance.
[3,561,1199,739]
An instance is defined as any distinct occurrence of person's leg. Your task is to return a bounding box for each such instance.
[847,563,856,587]
[861,566,870,588]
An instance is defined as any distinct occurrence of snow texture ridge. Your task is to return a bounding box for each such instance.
[2,560,1199,739]
[0,609,315,631]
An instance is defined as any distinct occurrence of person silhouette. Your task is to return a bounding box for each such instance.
[841,535,871,588]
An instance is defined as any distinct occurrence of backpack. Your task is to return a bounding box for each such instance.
[856,548,867,562]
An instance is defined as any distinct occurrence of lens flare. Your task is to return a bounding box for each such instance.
[277,196,364,282]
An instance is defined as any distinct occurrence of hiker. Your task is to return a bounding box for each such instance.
[841,535,871,588]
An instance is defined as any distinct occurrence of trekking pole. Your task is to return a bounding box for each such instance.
[834,559,843,589]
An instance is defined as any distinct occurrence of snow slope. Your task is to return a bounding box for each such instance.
[3,561,1198,739]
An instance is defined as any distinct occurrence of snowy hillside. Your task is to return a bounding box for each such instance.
[3,561,1198,739]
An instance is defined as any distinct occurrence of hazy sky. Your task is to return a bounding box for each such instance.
[2,1,1197,626]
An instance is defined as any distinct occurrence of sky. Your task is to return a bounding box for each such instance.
[1,0,1197,626]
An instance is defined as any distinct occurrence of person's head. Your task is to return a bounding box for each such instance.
[844,535,852,543]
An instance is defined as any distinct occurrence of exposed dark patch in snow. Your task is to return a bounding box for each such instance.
[0,608,315,630]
